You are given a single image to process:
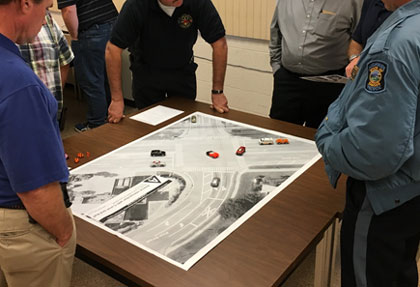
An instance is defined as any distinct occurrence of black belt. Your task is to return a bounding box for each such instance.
[283,66,346,78]
[0,204,26,210]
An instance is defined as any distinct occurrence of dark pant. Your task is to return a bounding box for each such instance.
[269,67,345,128]
[131,61,197,109]
[72,21,114,127]
[341,177,420,287]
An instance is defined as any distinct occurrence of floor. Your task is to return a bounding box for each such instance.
[62,86,420,287]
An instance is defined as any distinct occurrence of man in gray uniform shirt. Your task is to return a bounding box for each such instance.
[269,0,363,128]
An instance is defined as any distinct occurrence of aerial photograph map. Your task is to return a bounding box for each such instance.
[68,112,321,270]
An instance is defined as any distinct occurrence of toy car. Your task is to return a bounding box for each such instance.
[206,151,219,159]
[236,146,246,156]
[210,177,220,187]
[276,138,289,144]
[252,175,265,191]
[258,138,274,145]
[151,150,166,157]
[150,160,166,167]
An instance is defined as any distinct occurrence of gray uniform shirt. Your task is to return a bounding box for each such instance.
[270,0,362,75]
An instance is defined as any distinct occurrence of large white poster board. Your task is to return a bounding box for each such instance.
[69,112,320,270]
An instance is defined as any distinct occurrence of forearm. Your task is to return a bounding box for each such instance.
[60,64,70,88]
[105,42,124,102]
[211,37,227,90]
[269,6,282,72]
[61,5,78,40]
[347,39,363,58]
[17,182,73,243]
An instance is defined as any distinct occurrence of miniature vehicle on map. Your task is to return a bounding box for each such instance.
[151,150,166,157]
[258,138,274,145]
[210,177,220,187]
[236,146,246,155]
[206,151,219,159]
[191,115,197,123]
[276,138,289,144]
[150,160,166,167]
[252,175,265,191]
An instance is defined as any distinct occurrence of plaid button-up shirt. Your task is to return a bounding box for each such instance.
[19,13,74,119]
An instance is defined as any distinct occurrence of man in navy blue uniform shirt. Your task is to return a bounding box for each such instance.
[105,0,229,124]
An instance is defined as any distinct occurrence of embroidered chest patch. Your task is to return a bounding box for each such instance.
[178,14,193,29]
[365,61,387,93]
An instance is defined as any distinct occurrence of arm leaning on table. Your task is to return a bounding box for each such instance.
[210,36,229,113]
[105,41,125,124]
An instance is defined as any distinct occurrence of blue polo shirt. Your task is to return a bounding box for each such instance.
[352,0,392,47]
[0,33,69,206]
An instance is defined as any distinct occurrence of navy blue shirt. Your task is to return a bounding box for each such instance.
[0,33,68,206]
[352,0,392,47]
[58,0,118,32]
[110,0,225,70]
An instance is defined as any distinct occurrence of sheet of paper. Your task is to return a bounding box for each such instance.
[130,105,184,126]
[84,176,171,222]
[300,74,348,84]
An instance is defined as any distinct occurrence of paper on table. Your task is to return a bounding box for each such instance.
[130,105,184,126]
[300,74,348,84]
[83,176,171,223]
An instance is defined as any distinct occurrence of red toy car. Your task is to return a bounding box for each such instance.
[206,151,219,159]
[236,146,246,156]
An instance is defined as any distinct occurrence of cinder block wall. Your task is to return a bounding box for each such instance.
[194,35,273,117]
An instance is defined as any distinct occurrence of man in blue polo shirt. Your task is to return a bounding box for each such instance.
[105,0,229,124]
[346,0,392,77]
[0,0,75,285]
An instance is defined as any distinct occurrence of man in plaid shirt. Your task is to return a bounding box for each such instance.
[19,12,74,128]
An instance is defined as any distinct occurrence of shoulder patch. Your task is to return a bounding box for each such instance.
[365,61,387,93]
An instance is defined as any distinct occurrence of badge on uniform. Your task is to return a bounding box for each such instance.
[365,61,387,93]
[178,14,193,29]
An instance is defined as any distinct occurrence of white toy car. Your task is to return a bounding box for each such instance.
[150,160,166,167]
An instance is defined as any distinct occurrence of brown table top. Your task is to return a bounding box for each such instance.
[63,98,345,287]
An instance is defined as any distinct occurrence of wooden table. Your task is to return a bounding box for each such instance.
[63,97,346,287]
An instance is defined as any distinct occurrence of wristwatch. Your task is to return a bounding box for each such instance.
[211,89,224,94]
[348,54,360,62]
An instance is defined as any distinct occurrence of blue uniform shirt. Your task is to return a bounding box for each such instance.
[110,0,225,70]
[315,0,420,215]
[0,33,69,206]
[352,0,392,47]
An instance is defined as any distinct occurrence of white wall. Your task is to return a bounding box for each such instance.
[194,35,273,117]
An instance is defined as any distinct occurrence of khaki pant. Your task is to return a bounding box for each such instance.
[0,208,76,287]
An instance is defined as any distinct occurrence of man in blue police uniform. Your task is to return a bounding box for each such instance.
[345,0,392,77]
[105,0,229,124]
[0,0,76,285]
[316,0,420,286]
